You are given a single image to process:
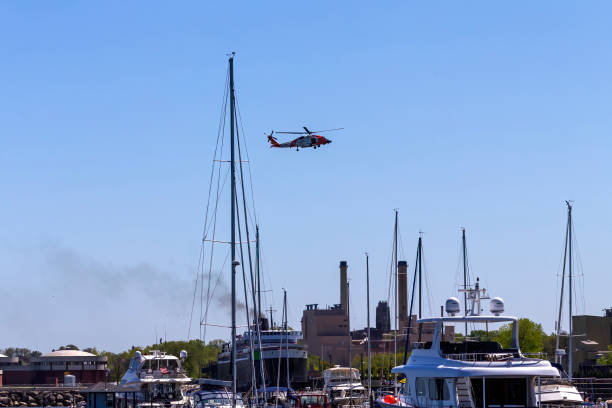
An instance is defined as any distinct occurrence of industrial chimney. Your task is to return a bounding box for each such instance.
[398,260,408,333]
[340,261,348,312]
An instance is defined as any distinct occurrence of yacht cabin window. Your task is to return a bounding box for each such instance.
[427,379,451,401]
[402,379,410,395]
[415,378,427,397]
[415,378,451,401]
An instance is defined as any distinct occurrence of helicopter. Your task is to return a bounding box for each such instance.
[266,127,343,151]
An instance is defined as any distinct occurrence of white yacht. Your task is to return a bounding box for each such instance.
[537,380,583,406]
[323,366,367,407]
[391,287,568,408]
[186,379,243,408]
[119,350,191,408]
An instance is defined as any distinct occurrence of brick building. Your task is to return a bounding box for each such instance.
[301,261,454,367]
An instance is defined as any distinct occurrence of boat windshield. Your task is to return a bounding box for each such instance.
[326,368,360,381]
[300,395,325,405]
[195,393,243,407]
[144,358,179,372]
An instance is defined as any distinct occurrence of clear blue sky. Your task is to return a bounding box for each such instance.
[1,1,612,353]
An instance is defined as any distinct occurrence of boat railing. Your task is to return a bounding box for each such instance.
[522,352,548,359]
[442,352,515,362]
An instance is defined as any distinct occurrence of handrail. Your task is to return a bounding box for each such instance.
[442,352,514,362]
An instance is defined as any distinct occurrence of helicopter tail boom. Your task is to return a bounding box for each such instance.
[267,134,280,147]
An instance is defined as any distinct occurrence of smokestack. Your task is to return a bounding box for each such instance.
[398,260,408,333]
[340,261,348,312]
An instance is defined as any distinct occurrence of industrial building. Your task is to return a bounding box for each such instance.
[572,309,612,374]
[301,260,454,367]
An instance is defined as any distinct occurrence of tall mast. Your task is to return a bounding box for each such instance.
[366,253,372,405]
[254,225,266,400]
[555,211,570,364]
[403,234,421,364]
[228,53,238,408]
[256,226,262,322]
[284,289,290,389]
[418,236,422,319]
[393,209,399,377]
[567,201,574,380]
[347,280,353,392]
[393,209,398,392]
[462,228,468,337]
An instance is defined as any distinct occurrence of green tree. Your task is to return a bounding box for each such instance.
[348,352,410,380]
[468,329,499,341]
[307,354,329,374]
[2,348,42,364]
[597,345,612,365]
[495,318,544,353]
[58,344,80,351]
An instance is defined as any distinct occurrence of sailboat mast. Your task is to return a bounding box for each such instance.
[255,226,266,400]
[256,226,262,321]
[284,290,290,389]
[462,228,468,336]
[347,280,353,392]
[366,253,372,404]
[393,210,398,370]
[418,237,422,319]
[228,53,238,408]
[567,201,573,380]
[555,212,570,364]
[403,235,420,364]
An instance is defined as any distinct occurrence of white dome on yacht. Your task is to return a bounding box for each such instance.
[490,297,505,316]
[445,297,460,316]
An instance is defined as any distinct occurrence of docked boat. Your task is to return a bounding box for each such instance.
[323,366,367,408]
[295,390,330,408]
[391,288,569,408]
[216,328,308,391]
[118,350,191,408]
[186,379,243,408]
[538,379,583,406]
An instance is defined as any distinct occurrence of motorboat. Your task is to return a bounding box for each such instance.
[118,350,191,408]
[391,286,568,408]
[187,379,243,408]
[323,366,367,407]
[295,390,329,408]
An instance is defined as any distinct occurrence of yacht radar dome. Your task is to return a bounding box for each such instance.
[445,297,460,316]
[179,350,188,360]
[490,297,505,316]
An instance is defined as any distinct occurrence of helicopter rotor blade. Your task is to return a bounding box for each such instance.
[275,131,305,135]
[308,128,344,134]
